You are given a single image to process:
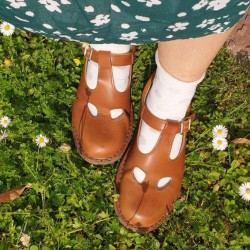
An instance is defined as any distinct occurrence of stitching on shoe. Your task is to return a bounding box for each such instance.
[115,198,171,232]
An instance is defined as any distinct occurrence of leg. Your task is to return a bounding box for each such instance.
[115,27,236,232]
[158,26,235,82]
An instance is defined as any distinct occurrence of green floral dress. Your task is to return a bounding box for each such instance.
[0,0,249,44]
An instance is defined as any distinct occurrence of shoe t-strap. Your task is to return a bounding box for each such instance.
[141,104,195,134]
[82,45,135,66]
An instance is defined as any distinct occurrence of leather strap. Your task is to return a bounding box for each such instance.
[141,105,195,134]
[82,46,135,66]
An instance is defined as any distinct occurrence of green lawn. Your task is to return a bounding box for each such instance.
[0,29,249,249]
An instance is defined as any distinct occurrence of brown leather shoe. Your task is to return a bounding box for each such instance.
[72,45,136,165]
[115,74,195,232]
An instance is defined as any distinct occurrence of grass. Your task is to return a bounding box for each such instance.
[0,29,249,249]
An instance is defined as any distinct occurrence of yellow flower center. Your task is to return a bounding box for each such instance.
[4,25,10,31]
[39,138,45,143]
[3,120,8,124]
[23,237,29,243]
[217,129,223,135]
[217,140,222,145]
[246,188,250,195]
[4,59,12,66]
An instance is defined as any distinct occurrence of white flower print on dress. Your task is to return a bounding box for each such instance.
[120,31,138,41]
[111,4,121,12]
[212,27,224,33]
[39,0,62,13]
[208,23,222,30]
[95,38,104,41]
[192,0,208,10]
[24,27,46,34]
[121,23,130,29]
[6,0,26,8]
[90,14,111,26]
[238,1,250,6]
[137,0,161,7]
[135,15,150,21]
[25,11,34,17]
[15,16,29,22]
[207,0,230,11]
[67,27,77,31]
[84,6,94,12]
[168,22,189,32]
[177,12,187,17]
[60,0,70,4]
[43,23,53,29]
[121,1,130,7]
[196,19,215,28]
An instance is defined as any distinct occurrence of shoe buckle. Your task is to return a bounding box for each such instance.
[82,43,93,61]
[88,48,93,61]
[82,42,89,55]
[180,117,191,134]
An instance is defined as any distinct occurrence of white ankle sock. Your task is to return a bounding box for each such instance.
[86,43,131,92]
[138,50,205,157]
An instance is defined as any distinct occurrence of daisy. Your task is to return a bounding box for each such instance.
[20,233,30,247]
[239,182,250,201]
[0,130,8,142]
[212,136,228,150]
[35,134,49,148]
[0,116,11,128]
[0,21,15,36]
[59,143,71,153]
[212,125,228,138]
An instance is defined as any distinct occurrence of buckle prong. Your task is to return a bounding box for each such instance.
[180,117,191,134]
[88,48,93,61]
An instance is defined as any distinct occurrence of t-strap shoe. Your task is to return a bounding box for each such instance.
[72,45,136,165]
[115,73,195,232]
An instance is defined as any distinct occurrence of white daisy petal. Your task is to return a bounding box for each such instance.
[212,125,228,138]
[35,134,49,148]
[0,130,8,142]
[0,21,15,36]
[0,116,11,128]
[239,182,250,201]
[20,234,30,247]
[212,136,228,151]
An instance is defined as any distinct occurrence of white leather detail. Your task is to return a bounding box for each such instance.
[157,177,172,189]
[138,121,160,154]
[133,167,146,184]
[88,44,130,92]
[87,103,98,117]
[110,109,124,119]
[113,65,130,92]
[86,61,98,89]
[170,133,183,160]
